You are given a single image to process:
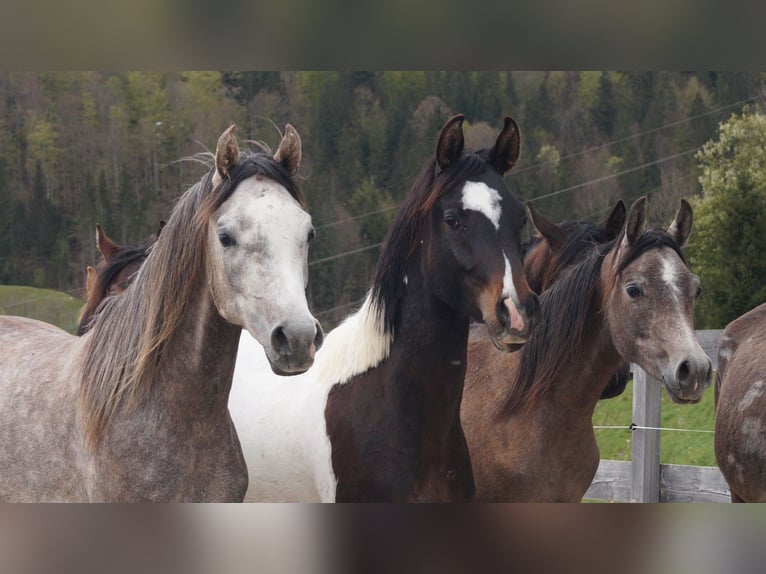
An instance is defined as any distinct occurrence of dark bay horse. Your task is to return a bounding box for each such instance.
[461,197,712,501]
[714,302,766,502]
[234,114,540,501]
[77,222,163,335]
[0,124,323,501]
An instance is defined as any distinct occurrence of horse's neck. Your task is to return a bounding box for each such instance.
[537,264,623,420]
[155,286,241,414]
[327,261,472,501]
[388,263,470,416]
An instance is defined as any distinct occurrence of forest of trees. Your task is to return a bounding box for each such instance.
[0,71,764,328]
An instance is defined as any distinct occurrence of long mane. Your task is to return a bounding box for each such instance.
[79,148,302,444]
[499,227,685,416]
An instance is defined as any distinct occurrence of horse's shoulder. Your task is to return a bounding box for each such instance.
[0,315,71,338]
[720,303,766,360]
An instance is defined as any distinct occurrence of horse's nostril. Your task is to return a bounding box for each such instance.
[271,325,291,356]
[496,299,511,328]
[677,360,691,382]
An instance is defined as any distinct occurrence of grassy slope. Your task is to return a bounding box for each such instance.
[593,379,718,467]
[0,285,84,334]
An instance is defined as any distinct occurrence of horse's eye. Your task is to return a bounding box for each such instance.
[307,227,316,243]
[218,231,235,247]
[444,213,461,229]
[626,284,642,299]
[695,285,702,298]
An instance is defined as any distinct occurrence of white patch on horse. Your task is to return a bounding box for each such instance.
[461,181,502,230]
[313,293,393,386]
[741,416,766,455]
[403,275,408,285]
[503,254,519,304]
[738,381,765,413]
[451,359,462,366]
[661,256,680,294]
[229,332,337,502]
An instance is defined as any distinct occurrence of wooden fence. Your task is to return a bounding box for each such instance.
[584,329,732,503]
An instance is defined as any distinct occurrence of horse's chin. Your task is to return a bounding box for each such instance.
[486,322,528,352]
[268,363,309,377]
[265,353,313,376]
[663,383,702,405]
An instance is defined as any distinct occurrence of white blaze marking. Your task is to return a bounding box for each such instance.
[661,256,680,294]
[461,181,502,230]
[503,255,519,304]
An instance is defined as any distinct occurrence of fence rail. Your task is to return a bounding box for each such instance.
[585,329,730,503]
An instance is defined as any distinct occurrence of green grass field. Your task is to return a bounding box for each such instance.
[593,378,718,467]
[0,285,84,334]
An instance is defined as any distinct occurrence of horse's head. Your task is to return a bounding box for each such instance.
[77,223,161,335]
[604,197,712,403]
[424,115,539,351]
[523,200,630,400]
[524,200,626,294]
[206,125,323,375]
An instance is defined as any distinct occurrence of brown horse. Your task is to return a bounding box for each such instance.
[77,222,163,335]
[521,200,630,400]
[0,124,322,501]
[714,302,766,502]
[462,197,712,501]
[238,115,540,502]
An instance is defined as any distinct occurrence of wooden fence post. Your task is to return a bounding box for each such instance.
[631,365,662,502]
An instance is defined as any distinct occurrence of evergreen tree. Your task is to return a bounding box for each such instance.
[591,72,616,136]
[688,110,766,328]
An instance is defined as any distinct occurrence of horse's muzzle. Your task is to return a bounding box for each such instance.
[662,354,712,404]
[268,319,324,375]
[487,293,540,352]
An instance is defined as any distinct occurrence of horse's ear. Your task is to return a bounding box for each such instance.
[213,124,239,188]
[489,116,521,175]
[603,200,627,241]
[85,266,97,295]
[274,124,302,174]
[622,196,647,247]
[667,198,693,248]
[527,202,564,249]
[436,114,465,171]
[96,223,120,262]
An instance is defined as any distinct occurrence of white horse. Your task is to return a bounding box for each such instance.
[229,331,335,501]
[0,125,322,501]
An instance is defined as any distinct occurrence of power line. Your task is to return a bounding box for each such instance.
[308,144,703,268]
[509,94,760,178]
[527,146,702,204]
[310,94,760,232]
[309,242,384,266]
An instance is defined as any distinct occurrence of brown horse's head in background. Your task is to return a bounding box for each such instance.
[77,222,164,336]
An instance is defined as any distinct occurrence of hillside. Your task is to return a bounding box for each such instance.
[0,285,84,334]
